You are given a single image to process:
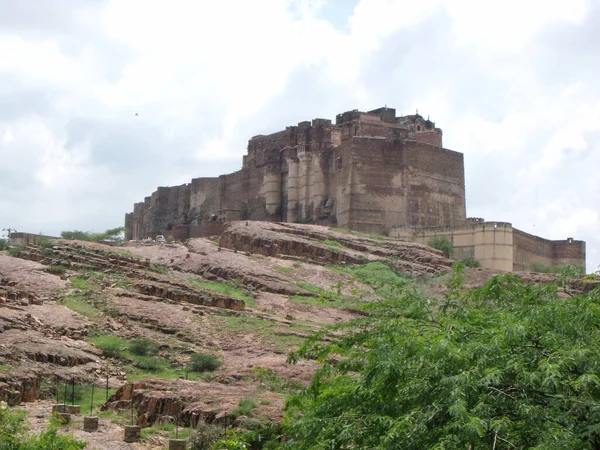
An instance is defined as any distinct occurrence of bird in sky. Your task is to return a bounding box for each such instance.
[135,113,139,117]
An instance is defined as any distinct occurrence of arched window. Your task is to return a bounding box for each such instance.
[417,125,421,131]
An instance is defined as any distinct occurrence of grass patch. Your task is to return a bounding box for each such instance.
[61,292,102,318]
[210,315,308,352]
[88,334,130,358]
[69,277,90,289]
[59,384,117,415]
[140,422,193,440]
[188,279,256,307]
[294,281,360,309]
[274,265,294,274]
[231,397,258,418]
[251,367,304,394]
[89,333,171,372]
[322,239,345,249]
[334,261,411,299]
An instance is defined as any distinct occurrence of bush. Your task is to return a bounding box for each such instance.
[0,239,8,250]
[129,338,159,356]
[188,353,222,372]
[7,246,23,257]
[461,256,482,268]
[0,401,87,449]
[135,356,163,372]
[188,421,225,450]
[428,236,453,258]
[231,397,258,418]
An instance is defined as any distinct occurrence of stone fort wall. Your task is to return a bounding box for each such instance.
[126,107,465,240]
[389,221,586,272]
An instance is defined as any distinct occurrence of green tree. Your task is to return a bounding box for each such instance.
[282,266,600,449]
[428,236,453,258]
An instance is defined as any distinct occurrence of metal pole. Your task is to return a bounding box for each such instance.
[63,379,68,407]
[106,374,109,402]
[90,383,95,415]
[71,377,75,405]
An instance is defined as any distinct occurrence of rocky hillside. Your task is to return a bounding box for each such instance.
[3,221,586,448]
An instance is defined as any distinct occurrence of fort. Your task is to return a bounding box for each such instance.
[125,106,585,272]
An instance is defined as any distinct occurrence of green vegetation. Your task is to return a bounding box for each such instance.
[89,333,171,372]
[0,238,8,250]
[69,276,89,290]
[129,338,159,356]
[428,235,453,257]
[231,396,258,418]
[322,239,345,249]
[0,402,87,449]
[188,353,222,372]
[7,246,23,257]
[47,265,68,275]
[274,265,294,274]
[60,290,102,318]
[210,314,308,352]
[188,421,226,450]
[60,384,117,415]
[279,263,600,449]
[188,279,255,307]
[460,255,482,267]
[60,226,125,244]
[527,261,585,274]
[140,421,193,440]
[251,367,303,394]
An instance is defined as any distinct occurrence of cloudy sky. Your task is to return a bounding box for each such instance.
[1,0,598,271]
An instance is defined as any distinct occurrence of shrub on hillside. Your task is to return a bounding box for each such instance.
[188,353,222,372]
[188,421,225,450]
[0,239,8,250]
[428,236,453,258]
[129,338,159,356]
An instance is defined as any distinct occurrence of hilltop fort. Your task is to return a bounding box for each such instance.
[125,106,585,272]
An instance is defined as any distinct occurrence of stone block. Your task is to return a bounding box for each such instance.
[66,405,81,415]
[52,404,66,413]
[83,416,99,432]
[169,439,187,450]
[124,425,141,442]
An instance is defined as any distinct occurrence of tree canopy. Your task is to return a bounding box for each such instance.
[283,264,600,449]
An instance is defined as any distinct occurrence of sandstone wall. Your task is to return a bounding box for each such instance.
[404,141,466,227]
[513,229,586,271]
[389,222,514,271]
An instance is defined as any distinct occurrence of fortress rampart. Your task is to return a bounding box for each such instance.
[125,105,585,273]
[126,107,464,239]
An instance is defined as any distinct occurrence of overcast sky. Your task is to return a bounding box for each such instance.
[1,0,598,271]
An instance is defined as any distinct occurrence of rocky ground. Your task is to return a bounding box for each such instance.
[1,221,593,448]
